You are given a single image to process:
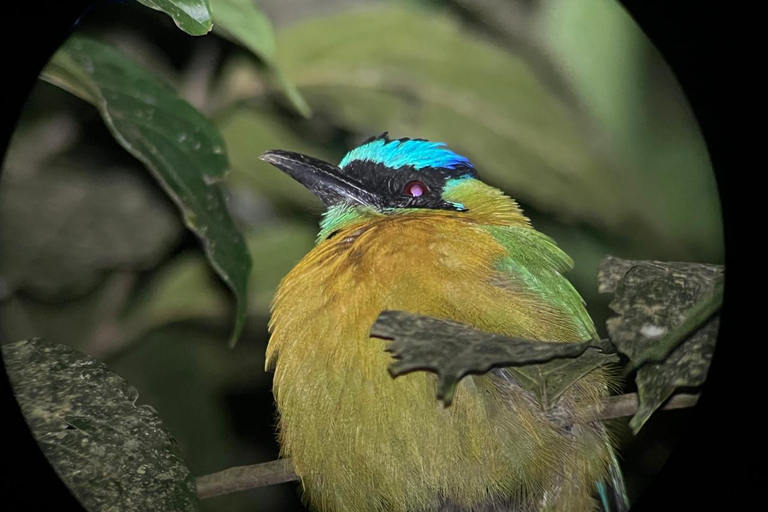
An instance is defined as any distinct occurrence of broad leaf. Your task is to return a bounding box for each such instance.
[210,0,310,117]
[598,256,723,433]
[3,338,201,512]
[540,0,723,261]
[136,0,213,36]
[41,36,252,346]
[276,5,649,233]
[121,222,316,343]
[209,0,274,62]
[217,105,333,205]
[370,310,614,406]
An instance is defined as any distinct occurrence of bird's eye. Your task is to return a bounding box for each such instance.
[403,180,428,197]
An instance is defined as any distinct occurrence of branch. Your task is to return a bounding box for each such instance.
[583,391,699,423]
[196,458,298,499]
[194,391,699,499]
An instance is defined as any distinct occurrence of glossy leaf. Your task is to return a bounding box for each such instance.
[598,256,722,433]
[136,0,213,36]
[3,338,201,512]
[41,36,252,346]
[371,310,615,407]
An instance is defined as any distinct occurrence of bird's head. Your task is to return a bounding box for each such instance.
[260,133,526,239]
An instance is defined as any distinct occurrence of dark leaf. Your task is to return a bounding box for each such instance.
[136,0,213,36]
[119,222,316,345]
[370,310,613,406]
[2,338,201,512]
[598,256,723,433]
[0,138,181,299]
[506,348,620,410]
[41,36,252,346]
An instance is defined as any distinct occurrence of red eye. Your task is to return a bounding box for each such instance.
[404,180,428,197]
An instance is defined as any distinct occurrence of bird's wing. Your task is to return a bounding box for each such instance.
[481,225,598,342]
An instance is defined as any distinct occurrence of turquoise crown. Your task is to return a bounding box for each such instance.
[338,133,474,171]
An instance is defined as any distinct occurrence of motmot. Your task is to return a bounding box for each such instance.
[260,134,627,512]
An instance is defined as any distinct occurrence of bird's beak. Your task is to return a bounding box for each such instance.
[259,150,377,208]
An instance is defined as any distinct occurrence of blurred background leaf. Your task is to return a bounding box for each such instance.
[209,0,311,117]
[0,0,723,510]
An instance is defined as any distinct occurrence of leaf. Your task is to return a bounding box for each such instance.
[120,222,317,343]
[2,338,201,512]
[275,5,648,233]
[217,105,334,205]
[209,0,274,62]
[120,253,229,344]
[370,310,614,406]
[598,256,723,433]
[41,36,252,346]
[539,0,722,260]
[136,0,213,36]
[505,348,619,410]
[0,138,182,299]
[210,0,311,117]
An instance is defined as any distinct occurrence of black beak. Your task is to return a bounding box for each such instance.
[259,150,377,208]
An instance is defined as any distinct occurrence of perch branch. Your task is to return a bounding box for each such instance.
[196,458,298,499]
[195,391,699,499]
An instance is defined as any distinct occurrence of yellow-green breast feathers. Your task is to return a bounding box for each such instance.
[267,179,615,512]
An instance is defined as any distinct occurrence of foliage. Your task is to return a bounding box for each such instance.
[3,338,201,512]
[0,0,722,510]
[41,35,251,345]
[597,257,722,433]
[371,310,617,406]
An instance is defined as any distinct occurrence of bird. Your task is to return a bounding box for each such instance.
[259,134,627,512]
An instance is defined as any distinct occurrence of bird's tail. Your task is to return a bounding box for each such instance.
[596,447,630,512]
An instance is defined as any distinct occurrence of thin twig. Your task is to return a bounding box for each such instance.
[582,391,700,423]
[195,391,700,499]
[196,458,298,499]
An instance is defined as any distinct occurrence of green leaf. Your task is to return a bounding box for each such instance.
[3,338,201,512]
[209,0,274,62]
[217,105,333,205]
[275,5,645,232]
[210,0,311,117]
[539,0,722,260]
[120,222,316,343]
[41,36,252,347]
[136,0,213,36]
[598,256,723,433]
[370,310,614,406]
